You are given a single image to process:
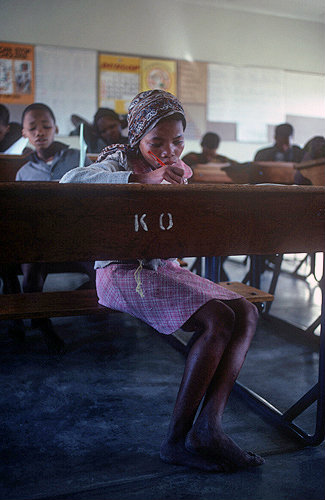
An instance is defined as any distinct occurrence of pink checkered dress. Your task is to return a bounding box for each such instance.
[96,260,242,335]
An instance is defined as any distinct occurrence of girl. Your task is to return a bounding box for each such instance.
[60,90,264,472]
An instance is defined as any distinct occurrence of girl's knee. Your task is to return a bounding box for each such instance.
[241,299,259,324]
[231,298,259,338]
[196,299,236,341]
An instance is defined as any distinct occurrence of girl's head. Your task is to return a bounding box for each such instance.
[95,90,187,166]
[139,114,185,169]
[127,90,186,168]
[22,103,57,153]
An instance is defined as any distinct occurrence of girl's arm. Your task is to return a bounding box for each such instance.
[60,154,131,184]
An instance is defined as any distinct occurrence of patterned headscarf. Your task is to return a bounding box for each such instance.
[96,89,186,163]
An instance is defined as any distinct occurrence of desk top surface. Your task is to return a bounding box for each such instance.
[0,182,324,262]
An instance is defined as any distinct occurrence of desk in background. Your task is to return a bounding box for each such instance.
[295,158,325,186]
[0,153,98,182]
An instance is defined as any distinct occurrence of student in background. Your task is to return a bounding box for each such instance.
[182,132,237,168]
[182,132,235,281]
[294,135,325,185]
[301,135,325,162]
[0,104,22,152]
[17,102,93,180]
[254,123,303,162]
[70,108,128,154]
[15,103,95,353]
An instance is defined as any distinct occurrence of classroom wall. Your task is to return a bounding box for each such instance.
[1,0,324,160]
[1,0,324,74]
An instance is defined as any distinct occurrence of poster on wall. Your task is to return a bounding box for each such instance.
[0,42,34,104]
[178,61,207,104]
[141,58,176,95]
[99,54,140,114]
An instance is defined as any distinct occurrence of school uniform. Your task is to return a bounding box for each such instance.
[254,144,303,162]
[15,141,92,181]
[60,152,241,335]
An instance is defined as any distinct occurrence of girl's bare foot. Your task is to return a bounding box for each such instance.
[160,438,233,473]
[185,424,265,469]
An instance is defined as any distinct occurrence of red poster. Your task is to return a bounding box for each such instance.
[0,42,34,104]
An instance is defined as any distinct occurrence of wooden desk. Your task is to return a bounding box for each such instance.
[86,153,98,163]
[190,162,235,184]
[248,161,295,184]
[192,161,296,185]
[0,153,30,181]
[0,183,323,261]
[295,158,325,186]
[223,161,295,185]
[0,153,97,183]
[0,182,324,446]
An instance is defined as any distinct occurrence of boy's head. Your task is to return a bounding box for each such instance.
[93,108,122,145]
[22,103,58,153]
[0,104,10,143]
[201,132,220,161]
[201,132,220,150]
[274,123,293,152]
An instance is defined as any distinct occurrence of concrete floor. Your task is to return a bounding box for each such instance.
[0,254,324,500]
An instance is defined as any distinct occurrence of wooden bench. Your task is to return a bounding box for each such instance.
[0,182,324,446]
[0,282,273,321]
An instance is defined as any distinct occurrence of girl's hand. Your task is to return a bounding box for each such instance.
[130,164,188,185]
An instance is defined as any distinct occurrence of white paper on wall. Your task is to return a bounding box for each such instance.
[207,63,286,142]
[35,45,97,136]
[285,71,325,118]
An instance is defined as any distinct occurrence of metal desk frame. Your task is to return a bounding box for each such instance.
[205,254,325,446]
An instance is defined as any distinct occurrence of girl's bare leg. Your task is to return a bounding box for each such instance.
[185,298,264,467]
[161,299,235,471]
[160,298,264,471]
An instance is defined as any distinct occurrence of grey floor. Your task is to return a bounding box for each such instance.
[0,254,324,500]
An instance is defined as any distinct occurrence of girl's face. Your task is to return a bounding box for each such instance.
[22,109,58,153]
[139,118,185,169]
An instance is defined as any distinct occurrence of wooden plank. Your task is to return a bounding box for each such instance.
[0,289,109,320]
[218,281,274,302]
[0,281,273,320]
[0,182,324,264]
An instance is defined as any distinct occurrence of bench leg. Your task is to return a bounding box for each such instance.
[0,265,26,343]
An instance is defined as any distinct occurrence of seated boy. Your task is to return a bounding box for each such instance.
[182,132,237,168]
[70,108,128,154]
[15,103,95,353]
[0,104,22,152]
